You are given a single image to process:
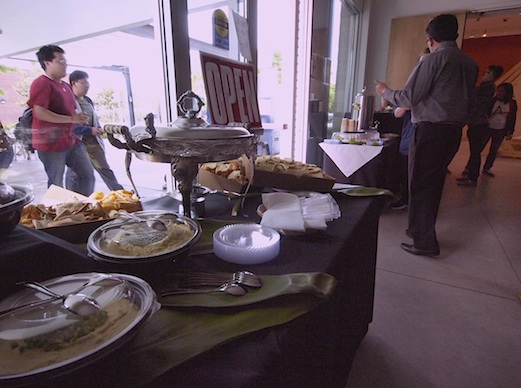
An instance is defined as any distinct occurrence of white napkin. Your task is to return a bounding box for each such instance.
[260,192,341,232]
[300,194,339,230]
[260,192,306,232]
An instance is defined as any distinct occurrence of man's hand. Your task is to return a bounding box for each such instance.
[91,127,103,136]
[374,80,388,97]
[71,112,88,125]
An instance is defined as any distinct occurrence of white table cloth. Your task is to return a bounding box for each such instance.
[319,142,384,179]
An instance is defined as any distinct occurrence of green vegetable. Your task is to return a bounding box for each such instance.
[16,310,109,353]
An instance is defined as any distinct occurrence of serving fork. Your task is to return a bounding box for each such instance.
[160,271,262,297]
[173,271,262,289]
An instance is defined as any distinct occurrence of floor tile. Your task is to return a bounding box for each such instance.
[346,143,521,387]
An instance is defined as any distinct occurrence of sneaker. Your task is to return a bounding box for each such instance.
[391,199,407,210]
[482,169,495,177]
[457,178,477,187]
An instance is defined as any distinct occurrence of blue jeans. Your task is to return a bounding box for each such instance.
[484,128,508,171]
[37,142,95,196]
[66,138,123,191]
[0,146,14,170]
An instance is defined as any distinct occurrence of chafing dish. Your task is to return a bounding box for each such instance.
[104,91,257,217]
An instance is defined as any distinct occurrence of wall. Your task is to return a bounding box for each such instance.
[463,35,521,76]
[360,0,521,89]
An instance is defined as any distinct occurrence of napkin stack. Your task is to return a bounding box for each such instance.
[260,192,340,232]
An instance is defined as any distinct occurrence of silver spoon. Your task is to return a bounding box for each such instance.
[161,282,247,297]
[21,281,101,316]
[0,274,123,318]
[118,211,168,231]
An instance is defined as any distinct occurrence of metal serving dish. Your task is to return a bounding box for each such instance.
[103,91,257,216]
[87,210,202,264]
[0,183,33,237]
[0,272,159,384]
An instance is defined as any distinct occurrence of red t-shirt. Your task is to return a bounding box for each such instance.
[27,75,79,152]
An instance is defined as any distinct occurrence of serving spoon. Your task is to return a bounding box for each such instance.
[0,274,124,318]
[20,281,101,317]
[118,211,168,231]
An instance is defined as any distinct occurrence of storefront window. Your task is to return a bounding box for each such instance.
[0,0,163,128]
[185,0,245,120]
[330,1,360,136]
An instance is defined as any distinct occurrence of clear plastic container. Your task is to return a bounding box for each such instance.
[213,224,280,264]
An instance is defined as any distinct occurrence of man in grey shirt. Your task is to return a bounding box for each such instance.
[375,14,478,256]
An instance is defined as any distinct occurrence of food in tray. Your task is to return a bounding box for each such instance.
[100,220,195,257]
[90,189,142,214]
[254,155,327,178]
[0,298,139,376]
[19,190,142,229]
[200,159,249,185]
[341,138,366,145]
[20,201,106,228]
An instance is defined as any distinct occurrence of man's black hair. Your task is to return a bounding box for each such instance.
[488,65,504,80]
[69,70,89,84]
[426,14,459,42]
[36,45,64,70]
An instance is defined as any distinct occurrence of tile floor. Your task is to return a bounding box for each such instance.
[345,142,521,387]
[3,140,521,387]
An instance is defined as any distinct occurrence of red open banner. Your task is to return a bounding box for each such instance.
[200,52,262,128]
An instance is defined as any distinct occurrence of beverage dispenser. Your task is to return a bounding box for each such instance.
[352,86,375,131]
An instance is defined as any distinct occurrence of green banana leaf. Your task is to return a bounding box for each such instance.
[338,186,395,197]
[117,272,337,385]
[159,272,336,308]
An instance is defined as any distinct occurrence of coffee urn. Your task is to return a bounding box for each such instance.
[353,86,375,131]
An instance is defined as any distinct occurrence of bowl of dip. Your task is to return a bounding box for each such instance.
[87,211,202,264]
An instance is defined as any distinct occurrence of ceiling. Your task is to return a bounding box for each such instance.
[464,8,521,39]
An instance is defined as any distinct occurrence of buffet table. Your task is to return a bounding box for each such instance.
[321,139,400,193]
[0,191,385,387]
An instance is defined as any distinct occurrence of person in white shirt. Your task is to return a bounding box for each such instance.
[482,83,518,177]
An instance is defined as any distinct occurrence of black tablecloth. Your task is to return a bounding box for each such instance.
[323,138,400,193]
[0,192,384,388]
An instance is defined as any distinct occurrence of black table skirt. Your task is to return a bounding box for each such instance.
[0,192,384,388]
[323,138,401,193]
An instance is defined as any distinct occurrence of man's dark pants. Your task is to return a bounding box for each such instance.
[408,122,463,251]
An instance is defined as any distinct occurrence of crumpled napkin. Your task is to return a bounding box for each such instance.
[260,192,341,232]
[300,192,341,230]
[260,192,306,232]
